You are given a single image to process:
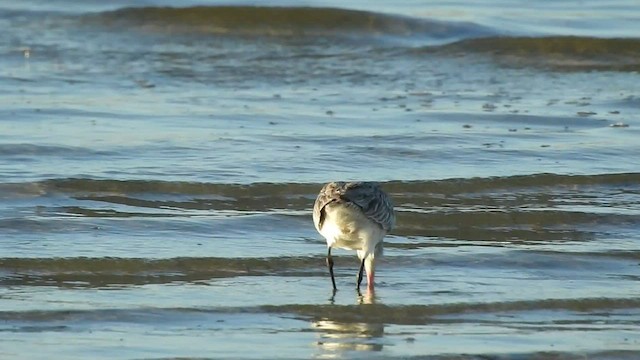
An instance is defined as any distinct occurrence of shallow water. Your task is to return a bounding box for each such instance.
[1,0,640,359]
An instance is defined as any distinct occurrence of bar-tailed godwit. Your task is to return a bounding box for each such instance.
[313,182,395,293]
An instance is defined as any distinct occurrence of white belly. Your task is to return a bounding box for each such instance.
[319,203,386,258]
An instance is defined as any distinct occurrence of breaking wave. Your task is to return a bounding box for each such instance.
[85,5,495,42]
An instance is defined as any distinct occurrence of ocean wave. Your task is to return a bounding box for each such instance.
[0,143,112,157]
[2,172,639,216]
[84,5,494,42]
[1,173,638,241]
[0,256,326,287]
[3,172,639,198]
[2,249,637,287]
[435,36,640,71]
[2,297,639,324]
[263,297,640,323]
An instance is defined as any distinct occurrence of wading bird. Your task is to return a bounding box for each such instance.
[313,182,395,293]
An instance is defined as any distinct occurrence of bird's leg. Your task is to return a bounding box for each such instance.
[356,257,365,291]
[327,247,337,291]
[367,270,375,292]
[365,257,376,292]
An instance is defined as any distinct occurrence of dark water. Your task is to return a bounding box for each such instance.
[1,1,640,359]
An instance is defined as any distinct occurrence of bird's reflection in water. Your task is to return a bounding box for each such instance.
[313,320,385,355]
[312,291,385,358]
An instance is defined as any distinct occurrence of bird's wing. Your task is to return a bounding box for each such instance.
[340,182,396,232]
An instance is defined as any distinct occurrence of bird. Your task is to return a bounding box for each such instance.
[312,181,395,293]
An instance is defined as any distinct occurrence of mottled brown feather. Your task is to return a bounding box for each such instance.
[313,181,395,233]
